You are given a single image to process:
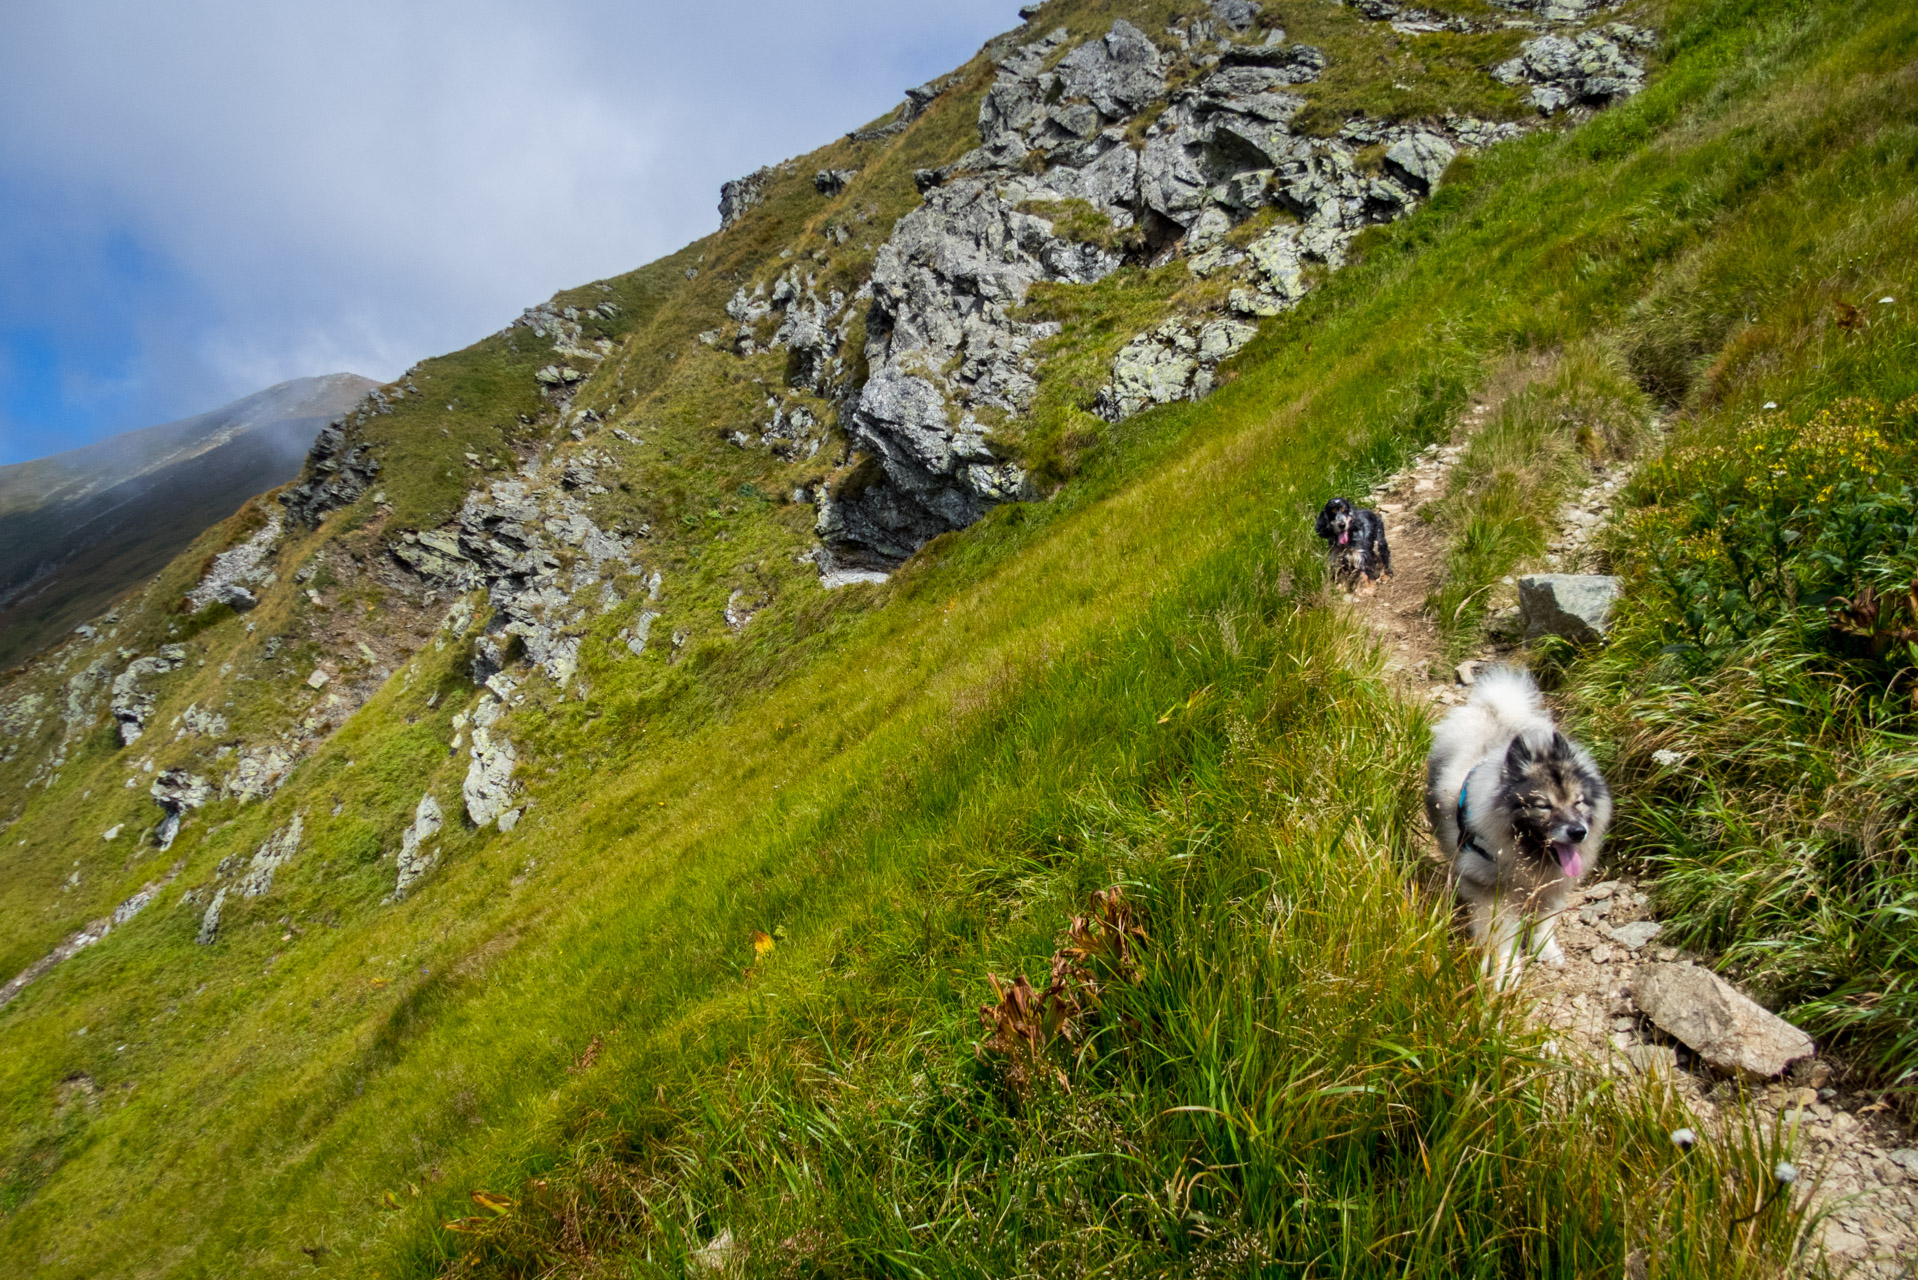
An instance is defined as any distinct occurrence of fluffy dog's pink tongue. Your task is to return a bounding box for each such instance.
[1338,531,1350,545]
[1554,841,1584,879]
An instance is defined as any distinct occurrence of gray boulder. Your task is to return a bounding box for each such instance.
[1518,574,1619,643]
[1052,20,1166,119]
[1210,0,1263,32]
[1383,131,1457,195]
[394,793,444,896]
[1494,28,1651,115]
[237,814,304,898]
[814,168,857,197]
[196,887,227,946]
[719,166,774,228]
[1636,963,1816,1081]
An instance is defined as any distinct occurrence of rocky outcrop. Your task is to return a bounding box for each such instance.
[394,793,444,896]
[282,421,381,528]
[814,168,857,196]
[1518,573,1619,643]
[2,861,184,1005]
[719,166,776,228]
[462,693,517,828]
[1636,962,1817,1081]
[195,887,227,945]
[110,644,188,746]
[185,514,283,613]
[150,769,212,850]
[823,177,1124,561]
[1494,26,1655,114]
[237,813,303,898]
[393,471,646,690]
[1095,318,1258,420]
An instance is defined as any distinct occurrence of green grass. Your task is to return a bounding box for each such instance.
[1426,343,1654,657]
[0,0,1909,1272]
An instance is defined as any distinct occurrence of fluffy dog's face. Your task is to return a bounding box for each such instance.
[1317,498,1357,546]
[1501,732,1607,879]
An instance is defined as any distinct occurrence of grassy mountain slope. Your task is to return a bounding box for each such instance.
[0,0,1911,1274]
[0,374,376,667]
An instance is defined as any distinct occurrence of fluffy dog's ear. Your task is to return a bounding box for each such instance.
[1504,736,1535,774]
[1550,731,1575,760]
[1314,504,1333,538]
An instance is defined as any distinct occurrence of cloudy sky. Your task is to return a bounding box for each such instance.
[0,0,1018,464]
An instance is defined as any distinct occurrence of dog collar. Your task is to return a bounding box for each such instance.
[1457,778,1494,860]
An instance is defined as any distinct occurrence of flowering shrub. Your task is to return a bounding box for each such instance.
[1618,397,1918,686]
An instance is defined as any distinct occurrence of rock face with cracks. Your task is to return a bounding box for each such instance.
[815,8,1645,566]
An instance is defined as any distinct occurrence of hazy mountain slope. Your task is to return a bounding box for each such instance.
[0,0,1909,1274]
[0,374,376,667]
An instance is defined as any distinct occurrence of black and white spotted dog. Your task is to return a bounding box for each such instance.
[1315,497,1392,587]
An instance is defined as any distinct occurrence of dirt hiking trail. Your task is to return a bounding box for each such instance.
[1342,408,1918,1274]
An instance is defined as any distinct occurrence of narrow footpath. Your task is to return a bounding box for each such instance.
[1345,413,1917,1275]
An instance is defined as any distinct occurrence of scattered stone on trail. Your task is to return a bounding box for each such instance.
[1518,573,1618,643]
[1636,962,1816,1081]
[1455,659,1479,686]
[1607,920,1662,951]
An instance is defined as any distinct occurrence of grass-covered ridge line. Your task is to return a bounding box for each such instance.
[0,0,1907,1272]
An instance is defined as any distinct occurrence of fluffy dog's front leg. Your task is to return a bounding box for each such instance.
[1478,900,1527,989]
[1534,911,1567,967]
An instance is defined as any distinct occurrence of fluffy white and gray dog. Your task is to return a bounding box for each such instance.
[1425,666,1612,984]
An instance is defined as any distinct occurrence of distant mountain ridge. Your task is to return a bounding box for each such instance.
[0,373,376,667]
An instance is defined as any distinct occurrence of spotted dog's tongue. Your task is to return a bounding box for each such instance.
[1553,841,1584,879]
[1338,531,1350,546]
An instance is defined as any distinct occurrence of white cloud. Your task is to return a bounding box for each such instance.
[0,0,1017,447]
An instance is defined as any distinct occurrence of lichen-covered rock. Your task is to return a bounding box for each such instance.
[282,421,381,528]
[394,794,444,896]
[224,742,294,801]
[1383,131,1457,195]
[110,645,187,746]
[150,769,212,850]
[1095,318,1258,420]
[1494,27,1652,114]
[195,887,227,945]
[463,696,517,828]
[237,813,303,898]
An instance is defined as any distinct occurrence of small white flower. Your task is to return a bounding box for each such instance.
[1763,401,1779,410]
[1773,1161,1798,1185]
[1670,1128,1698,1150]
[1880,297,1895,305]
[1651,748,1687,768]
